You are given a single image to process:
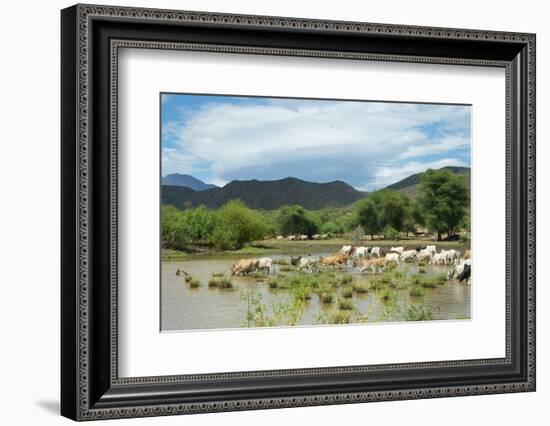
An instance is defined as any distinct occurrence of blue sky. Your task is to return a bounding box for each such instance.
[161,93,471,191]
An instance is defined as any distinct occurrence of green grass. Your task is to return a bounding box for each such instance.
[340,274,353,284]
[409,285,425,297]
[418,267,426,274]
[321,293,334,304]
[188,277,200,288]
[338,298,354,310]
[274,258,288,265]
[184,275,193,283]
[208,275,233,289]
[342,285,354,298]
[212,272,224,277]
[279,265,295,272]
[267,278,279,289]
[381,289,398,304]
[353,282,369,293]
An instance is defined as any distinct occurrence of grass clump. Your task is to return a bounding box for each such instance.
[274,258,288,265]
[184,275,193,283]
[212,272,224,277]
[209,275,233,289]
[418,267,426,274]
[402,304,432,321]
[188,277,200,288]
[409,285,425,297]
[353,282,369,293]
[279,265,295,272]
[338,298,354,310]
[342,285,354,298]
[381,289,397,304]
[340,274,353,285]
[267,277,279,289]
[321,293,334,304]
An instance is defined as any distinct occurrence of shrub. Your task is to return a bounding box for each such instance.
[267,278,279,289]
[402,304,432,321]
[383,225,399,241]
[340,274,353,285]
[184,275,193,283]
[418,267,426,274]
[274,258,288,265]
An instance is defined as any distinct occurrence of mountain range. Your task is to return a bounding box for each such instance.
[161,166,470,210]
[161,174,218,191]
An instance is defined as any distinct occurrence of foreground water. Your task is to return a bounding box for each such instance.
[161,250,471,331]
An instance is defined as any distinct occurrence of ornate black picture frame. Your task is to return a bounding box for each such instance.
[61,4,536,421]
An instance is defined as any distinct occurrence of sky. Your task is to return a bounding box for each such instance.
[161,93,471,191]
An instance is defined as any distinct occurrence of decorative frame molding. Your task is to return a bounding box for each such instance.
[61,4,536,421]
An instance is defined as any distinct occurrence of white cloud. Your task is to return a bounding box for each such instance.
[162,98,470,190]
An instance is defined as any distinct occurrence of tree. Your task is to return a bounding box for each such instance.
[377,189,411,233]
[276,205,320,237]
[209,200,268,250]
[354,198,380,240]
[417,169,469,241]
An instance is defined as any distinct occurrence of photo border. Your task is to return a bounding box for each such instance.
[61,4,535,421]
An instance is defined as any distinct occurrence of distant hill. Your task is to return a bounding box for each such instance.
[161,174,218,191]
[162,177,367,210]
[384,166,470,198]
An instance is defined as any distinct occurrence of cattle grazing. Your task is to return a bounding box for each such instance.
[426,245,437,255]
[276,235,284,240]
[416,249,433,262]
[257,257,273,275]
[287,235,296,241]
[290,255,302,267]
[400,249,417,262]
[300,234,309,240]
[340,245,353,255]
[298,257,317,272]
[390,246,404,255]
[370,246,381,258]
[230,258,260,276]
[457,263,471,282]
[355,257,386,274]
[415,245,427,251]
[448,259,471,280]
[384,252,400,265]
[320,254,348,268]
[430,252,446,265]
[353,246,369,258]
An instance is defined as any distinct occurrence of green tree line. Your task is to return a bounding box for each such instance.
[162,169,470,250]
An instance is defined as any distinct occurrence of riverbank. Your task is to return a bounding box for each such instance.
[162,237,469,261]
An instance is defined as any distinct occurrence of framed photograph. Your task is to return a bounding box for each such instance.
[61,4,536,421]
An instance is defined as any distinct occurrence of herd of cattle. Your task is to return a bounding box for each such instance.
[228,244,472,284]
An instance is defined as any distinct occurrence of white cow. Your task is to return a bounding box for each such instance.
[300,234,309,240]
[417,249,433,262]
[448,259,471,279]
[385,252,400,265]
[298,257,317,272]
[340,245,353,255]
[257,257,273,275]
[276,235,284,240]
[430,252,446,265]
[370,247,381,258]
[426,245,437,255]
[400,249,417,262]
[353,246,369,258]
[390,246,404,255]
[287,235,296,241]
[440,249,460,265]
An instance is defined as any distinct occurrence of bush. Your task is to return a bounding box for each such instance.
[277,205,320,237]
[381,289,397,304]
[402,304,432,321]
[418,267,426,274]
[209,200,268,250]
[267,278,279,289]
[340,274,353,285]
[383,225,399,240]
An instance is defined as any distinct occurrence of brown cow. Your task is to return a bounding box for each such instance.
[354,257,386,274]
[463,249,471,260]
[230,258,260,276]
[319,254,348,268]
